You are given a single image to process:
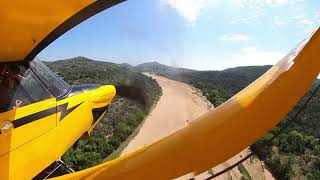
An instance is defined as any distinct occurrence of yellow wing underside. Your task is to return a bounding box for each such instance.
[0,0,124,62]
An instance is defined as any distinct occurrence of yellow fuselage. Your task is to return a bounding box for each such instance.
[0,82,116,179]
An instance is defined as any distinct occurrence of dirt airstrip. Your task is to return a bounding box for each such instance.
[121,73,274,180]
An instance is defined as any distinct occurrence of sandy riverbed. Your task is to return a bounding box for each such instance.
[121,73,274,180]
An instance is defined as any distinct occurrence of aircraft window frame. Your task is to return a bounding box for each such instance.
[29,59,71,99]
[0,62,54,113]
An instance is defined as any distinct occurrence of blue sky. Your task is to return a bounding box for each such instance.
[38,0,320,70]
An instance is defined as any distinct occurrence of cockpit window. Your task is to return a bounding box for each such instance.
[30,59,70,98]
[0,63,54,113]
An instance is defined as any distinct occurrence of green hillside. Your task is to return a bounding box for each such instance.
[136,62,272,106]
[45,57,162,170]
[135,61,196,75]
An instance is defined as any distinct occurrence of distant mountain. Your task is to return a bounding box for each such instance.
[136,61,272,99]
[135,62,197,75]
[118,63,134,70]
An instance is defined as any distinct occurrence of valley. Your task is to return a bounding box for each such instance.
[48,57,320,179]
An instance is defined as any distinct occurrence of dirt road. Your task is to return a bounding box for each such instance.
[121,73,274,180]
[121,73,213,155]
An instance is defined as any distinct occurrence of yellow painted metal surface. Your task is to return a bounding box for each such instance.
[0,0,96,61]
[0,98,56,157]
[53,28,320,180]
[0,85,116,180]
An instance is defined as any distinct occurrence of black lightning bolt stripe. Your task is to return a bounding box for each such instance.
[12,102,83,128]
[57,102,83,121]
[12,106,56,128]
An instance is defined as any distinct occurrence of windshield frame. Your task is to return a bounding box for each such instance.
[29,59,71,100]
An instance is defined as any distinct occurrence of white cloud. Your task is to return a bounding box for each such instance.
[298,19,316,25]
[274,16,287,26]
[275,20,286,26]
[274,13,319,29]
[184,46,286,70]
[314,11,320,18]
[262,0,289,6]
[238,0,288,8]
[288,15,316,25]
[241,46,257,52]
[231,46,285,66]
[161,0,210,25]
[221,33,251,41]
[229,0,288,25]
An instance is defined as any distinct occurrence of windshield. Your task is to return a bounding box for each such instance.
[30,59,70,98]
[0,63,54,113]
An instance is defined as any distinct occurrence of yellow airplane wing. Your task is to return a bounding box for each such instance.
[52,28,320,179]
[0,0,124,62]
[2,1,320,179]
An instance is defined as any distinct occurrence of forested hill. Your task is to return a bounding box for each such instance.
[45,57,162,170]
[46,57,161,110]
[222,65,272,81]
[135,62,197,75]
[138,61,320,179]
[135,61,272,106]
